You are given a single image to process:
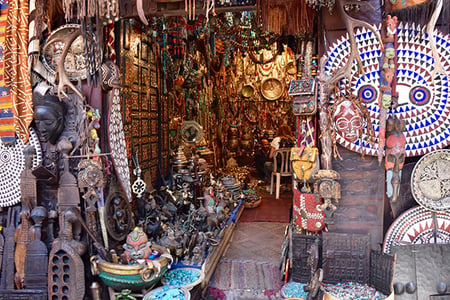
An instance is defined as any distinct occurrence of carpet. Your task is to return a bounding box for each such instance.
[239,187,292,223]
[210,258,283,300]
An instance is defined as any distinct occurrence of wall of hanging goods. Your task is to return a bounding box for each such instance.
[119,18,169,187]
[0,0,447,298]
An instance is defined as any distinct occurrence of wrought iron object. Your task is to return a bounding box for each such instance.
[105,187,133,242]
[24,206,48,291]
[48,208,87,300]
[131,150,146,199]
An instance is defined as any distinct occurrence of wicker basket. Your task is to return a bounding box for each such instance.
[244,198,262,208]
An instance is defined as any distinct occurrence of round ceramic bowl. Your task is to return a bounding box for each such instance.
[143,286,190,300]
[161,267,204,291]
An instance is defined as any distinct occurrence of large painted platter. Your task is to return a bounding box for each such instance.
[382,206,450,254]
[324,22,450,157]
[411,149,450,212]
[0,128,41,207]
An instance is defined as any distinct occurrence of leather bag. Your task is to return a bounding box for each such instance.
[291,147,319,181]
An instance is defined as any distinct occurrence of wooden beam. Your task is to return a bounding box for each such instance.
[120,0,256,19]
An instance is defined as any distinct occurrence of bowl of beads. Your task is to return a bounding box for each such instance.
[281,281,308,299]
[322,282,393,300]
[243,189,262,208]
[161,267,204,291]
[143,285,190,300]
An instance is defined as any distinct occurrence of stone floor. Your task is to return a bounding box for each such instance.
[207,188,292,300]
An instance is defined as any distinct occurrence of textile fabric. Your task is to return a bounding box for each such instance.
[0,0,14,144]
[4,0,33,143]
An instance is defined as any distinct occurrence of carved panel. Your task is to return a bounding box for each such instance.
[120,19,169,183]
[322,232,370,284]
[291,233,322,283]
[330,146,386,249]
[369,250,394,295]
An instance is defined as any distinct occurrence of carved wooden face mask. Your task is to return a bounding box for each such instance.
[385,117,406,202]
[334,100,363,143]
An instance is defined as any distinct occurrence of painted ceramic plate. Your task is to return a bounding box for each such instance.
[411,149,450,212]
[0,128,41,207]
[382,206,450,254]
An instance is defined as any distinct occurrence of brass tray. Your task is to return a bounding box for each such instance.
[261,77,283,100]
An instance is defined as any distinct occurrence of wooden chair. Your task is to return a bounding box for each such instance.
[270,148,293,199]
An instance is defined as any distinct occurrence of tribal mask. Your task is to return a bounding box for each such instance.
[385,117,406,202]
[334,100,363,143]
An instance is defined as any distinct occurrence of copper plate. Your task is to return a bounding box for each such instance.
[261,77,284,100]
[241,85,254,98]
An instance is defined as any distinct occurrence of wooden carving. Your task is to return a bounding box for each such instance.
[14,208,32,289]
[24,206,48,291]
[0,207,19,289]
[48,208,87,300]
[317,55,333,170]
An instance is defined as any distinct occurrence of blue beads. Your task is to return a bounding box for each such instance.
[323,282,387,300]
[282,282,309,298]
[146,286,187,300]
[163,268,201,288]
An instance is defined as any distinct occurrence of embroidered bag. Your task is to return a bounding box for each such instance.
[293,189,325,232]
[291,147,319,181]
[288,78,317,116]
